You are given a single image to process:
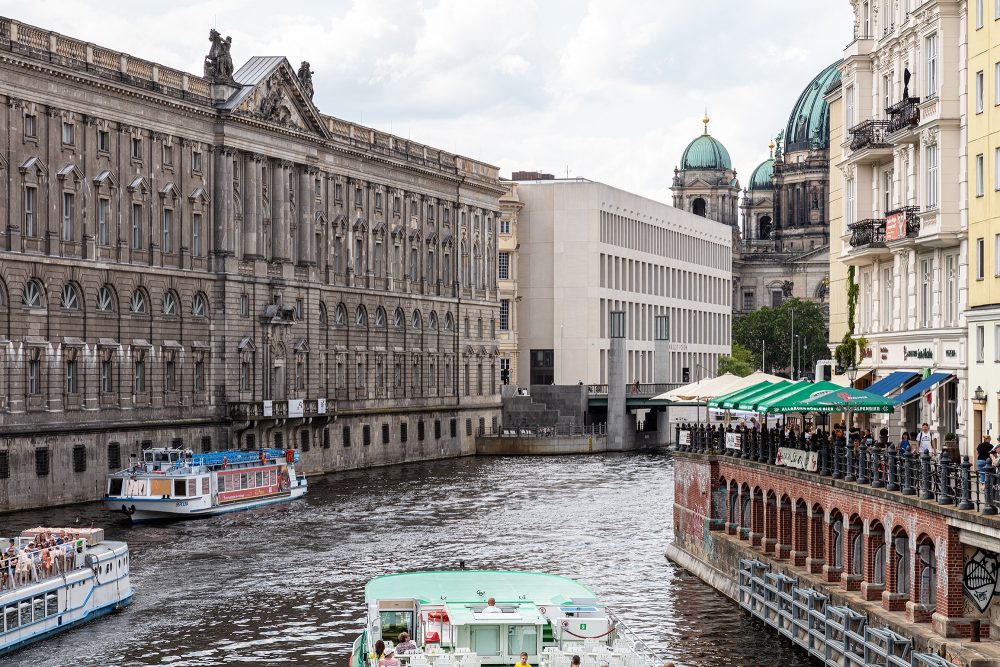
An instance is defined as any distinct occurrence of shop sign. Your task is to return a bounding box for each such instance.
[775,447,818,472]
[903,346,932,360]
[678,430,691,447]
[725,433,742,450]
[945,349,957,359]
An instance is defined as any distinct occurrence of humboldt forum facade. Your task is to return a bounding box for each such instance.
[0,18,505,510]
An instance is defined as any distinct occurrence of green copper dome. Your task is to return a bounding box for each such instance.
[680,119,732,170]
[749,158,774,190]
[784,60,843,152]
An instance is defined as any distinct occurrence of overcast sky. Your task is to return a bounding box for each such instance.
[5,0,854,202]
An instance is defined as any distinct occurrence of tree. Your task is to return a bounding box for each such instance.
[732,298,829,377]
[718,343,755,377]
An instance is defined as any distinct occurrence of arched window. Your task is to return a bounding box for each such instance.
[759,216,773,240]
[374,307,386,328]
[96,286,115,312]
[162,290,178,316]
[130,289,148,314]
[444,313,454,331]
[428,311,438,330]
[394,308,404,328]
[334,303,347,326]
[192,293,207,318]
[0,280,7,310]
[693,197,707,217]
[411,309,422,329]
[319,302,328,325]
[60,283,80,310]
[22,279,43,308]
[916,535,936,607]
[355,305,368,327]
[893,528,910,596]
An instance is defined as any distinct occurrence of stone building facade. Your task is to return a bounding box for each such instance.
[0,18,504,511]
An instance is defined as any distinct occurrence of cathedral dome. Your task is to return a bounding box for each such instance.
[783,60,843,152]
[749,158,774,190]
[680,115,732,170]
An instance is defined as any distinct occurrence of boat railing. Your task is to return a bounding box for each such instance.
[0,538,95,593]
[605,610,662,667]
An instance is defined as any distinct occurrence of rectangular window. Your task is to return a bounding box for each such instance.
[24,186,36,237]
[994,63,1000,106]
[500,218,510,234]
[845,178,855,229]
[240,361,250,391]
[920,259,931,327]
[926,145,938,208]
[374,191,382,210]
[945,254,956,325]
[996,148,1000,190]
[382,423,390,445]
[996,0,1000,19]
[995,234,1000,276]
[194,360,205,391]
[926,34,938,97]
[336,182,344,202]
[28,359,40,395]
[131,137,142,160]
[978,0,985,28]
[363,425,371,446]
[132,203,143,249]
[62,192,74,241]
[62,122,74,145]
[72,445,86,473]
[133,360,145,393]
[165,360,175,392]
[742,291,754,311]
[883,73,891,114]
[977,71,985,113]
[98,198,109,245]
[977,154,985,196]
[882,268,892,328]
[162,208,173,253]
[35,448,49,477]
[995,325,1000,363]
[192,212,202,256]
[846,85,855,127]
[108,442,121,470]
[162,144,173,166]
[65,360,77,394]
[97,129,109,152]
[240,294,249,317]
[400,423,408,443]
[978,237,986,280]
[24,114,36,138]
[192,151,202,171]
[500,299,510,331]
[498,251,510,280]
[978,325,986,363]
[100,360,112,393]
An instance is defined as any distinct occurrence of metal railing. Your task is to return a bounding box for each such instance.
[848,219,886,249]
[674,423,1000,517]
[587,383,681,396]
[886,97,920,134]
[482,423,607,438]
[886,206,920,239]
[848,119,892,152]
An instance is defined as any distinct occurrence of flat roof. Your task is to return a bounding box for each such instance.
[365,570,597,605]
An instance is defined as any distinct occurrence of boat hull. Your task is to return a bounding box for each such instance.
[104,483,307,522]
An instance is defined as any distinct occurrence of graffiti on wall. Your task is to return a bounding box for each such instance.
[964,549,1000,613]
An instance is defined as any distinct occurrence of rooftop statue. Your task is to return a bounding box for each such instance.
[204,29,236,85]
[297,61,315,100]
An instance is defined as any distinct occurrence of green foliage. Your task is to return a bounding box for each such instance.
[718,343,756,377]
[732,298,829,376]
[834,266,859,369]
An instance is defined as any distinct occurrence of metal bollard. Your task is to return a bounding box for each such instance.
[983,466,997,516]
[885,444,898,492]
[832,441,843,479]
[937,449,953,505]
[919,450,934,500]
[844,444,856,483]
[901,452,916,496]
[958,456,975,511]
[857,442,870,485]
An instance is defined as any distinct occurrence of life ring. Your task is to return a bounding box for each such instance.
[427,610,449,622]
[285,449,295,464]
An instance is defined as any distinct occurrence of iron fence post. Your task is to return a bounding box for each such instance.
[958,456,975,510]
[885,444,898,492]
[937,450,953,505]
[919,451,934,500]
[983,466,998,516]
[857,442,870,485]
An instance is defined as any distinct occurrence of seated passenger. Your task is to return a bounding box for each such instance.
[482,596,501,613]
[395,631,417,654]
[379,646,400,667]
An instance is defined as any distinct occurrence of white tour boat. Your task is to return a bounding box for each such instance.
[351,570,661,667]
[104,447,307,522]
[0,527,132,656]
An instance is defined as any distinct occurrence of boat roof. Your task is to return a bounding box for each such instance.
[365,570,598,606]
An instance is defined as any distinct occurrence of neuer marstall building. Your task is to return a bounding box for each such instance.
[0,18,504,511]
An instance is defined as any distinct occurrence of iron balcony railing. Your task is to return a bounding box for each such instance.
[886,97,920,134]
[848,119,891,152]
[586,383,682,396]
[885,206,920,240]
[848,219,886,249]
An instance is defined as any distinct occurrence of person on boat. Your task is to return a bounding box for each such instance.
[571,655,581,667]
[373,639,386,664]
[515,651,531,667]
[395,631,417,655]
[378,646,400,667]
[482,597,502,613]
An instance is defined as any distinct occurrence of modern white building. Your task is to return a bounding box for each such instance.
[512,177,732,386]
[836,0,967,441]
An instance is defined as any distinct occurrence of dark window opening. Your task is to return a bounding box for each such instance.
[434,420,441,440]
[400,423,408,443]
[323,428,331,449]
[343,426,351,447]
[201,436,212,453]
[692,198,707,217]
[382,423,390,444]
[363,425,371,446]
[35,448,49,477]
[72,445,87,473]
[300,429,311,453]
[107,442,121,470]
[417,420,425,441]
[450,419,457,438]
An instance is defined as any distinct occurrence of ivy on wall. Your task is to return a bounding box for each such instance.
[834,265,858,370]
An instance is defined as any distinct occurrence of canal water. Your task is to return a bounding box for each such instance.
[4,454,815,666]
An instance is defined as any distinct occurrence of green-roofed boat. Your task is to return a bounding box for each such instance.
[351,570,660,667]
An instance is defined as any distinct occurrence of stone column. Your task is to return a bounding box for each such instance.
[298,168,313,265]
[806,510,825,574]
[608,310,626,451]
[762,496,777,554]
[242,153,259,259]
[653,314,670,383]
[213,145,234,256]
[272,161,289,261]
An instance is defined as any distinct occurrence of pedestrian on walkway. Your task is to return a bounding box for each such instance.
[916,423,936,457]
[977,435,993,482]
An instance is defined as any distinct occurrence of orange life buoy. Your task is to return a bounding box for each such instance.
[427,610,449,622]
[285,449,295,464]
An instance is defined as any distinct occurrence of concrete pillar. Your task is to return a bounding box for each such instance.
[242,153,259,259]
[653,314,670,383]
[272,162,289,261]
[608,310,626,451]
[213,145,234,256]
[298,168,313,265]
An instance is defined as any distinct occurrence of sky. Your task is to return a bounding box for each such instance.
[4,0,854,202]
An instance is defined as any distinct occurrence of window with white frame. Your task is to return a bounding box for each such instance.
[499,217,510,235]
[98,198,109,246]
[996,0,1000,20]
[500,299,510,331]
[846,178,855,230]
[978,71,986,113]
[162,208,173,253]
[979,0,985,28]
[862,1,871,37]
[131,203,142,249]
[978,325,986,363]
[995,325,1000,362]
[498,251,510,280]
[995,63,1000,105]
[996,148,1000,190]
[978,154,985,196]
[192,213,202,256]
[996,234,1000,276]
[945,253,957,325]
[926,34,938,97]
[24,186,36,237]
[883,169,892,214]
[862,271,873,332]
[920,259,932,326]
[926,144,939,208]
[978,237,986,280]
[882,267,892,329]
[883,73,891,115]
[846,85,855,127]
[62,192,74,242]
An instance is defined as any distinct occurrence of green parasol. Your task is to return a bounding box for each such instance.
[733,380,797,412]
[796,386,896,413]
[708,381,776,410]
[761,381,845,414]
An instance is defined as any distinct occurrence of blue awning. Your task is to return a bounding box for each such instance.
[891,372,954,406]
[866,371,920,397]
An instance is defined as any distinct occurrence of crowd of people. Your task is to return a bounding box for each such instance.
[1,531,85,590]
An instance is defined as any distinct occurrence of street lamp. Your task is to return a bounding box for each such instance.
[794,335,800,380]
[974,386,987,403]
[846,363,858,433]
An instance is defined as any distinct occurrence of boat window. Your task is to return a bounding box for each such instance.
[109,478,124,495]
[379,611,413,642]
[19,600,32,626]
[5,605,17,630]
[33,596,44,619]
[154,452,165,463]
[508,626,538,656]
[255,471,263,487]
[201,477,210,495]
[188,479,197,496]
[218,475,227,492]
[173,479,186,497]
[471,626,501,656]
[240,473,248,489]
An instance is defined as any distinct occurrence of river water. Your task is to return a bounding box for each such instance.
[3,454,815,667]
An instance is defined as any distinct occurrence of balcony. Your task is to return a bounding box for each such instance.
[848,219,886,249]
[886,97,920,140]
[884,206,920,243]
[228,398,331,421]
[846,120,892,161]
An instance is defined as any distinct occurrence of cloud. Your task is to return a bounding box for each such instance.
[2,0,854,200]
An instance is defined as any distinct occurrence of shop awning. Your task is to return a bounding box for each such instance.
[711,381,779,410]
[761,381,844,414]
[866,371,920,397]
[799,386,897,413]
[891,372,954,406]
[733,381,796,411]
